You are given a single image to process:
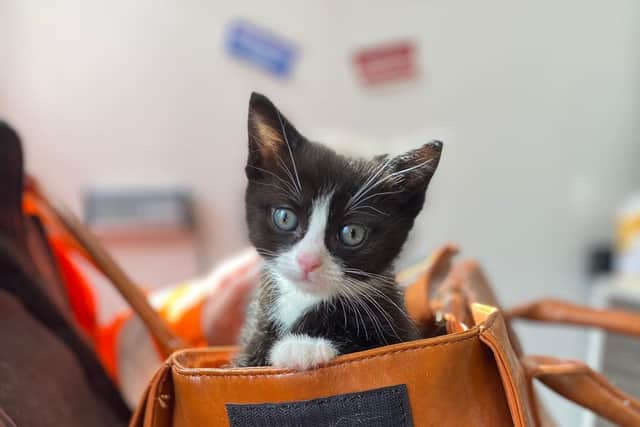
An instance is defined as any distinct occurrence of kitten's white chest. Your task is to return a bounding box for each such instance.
[270,273,322,331]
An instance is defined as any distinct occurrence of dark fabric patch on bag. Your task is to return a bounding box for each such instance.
[226,384,413,427]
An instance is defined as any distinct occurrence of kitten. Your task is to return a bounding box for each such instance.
[234,93,442,370]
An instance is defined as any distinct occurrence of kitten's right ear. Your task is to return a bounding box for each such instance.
[246,92,302,178]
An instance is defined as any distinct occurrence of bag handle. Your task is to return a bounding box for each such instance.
[411,248,640,425]
[506,298,640,338]
[522,355,640,427]
[510,298,640,424]
[403,244,459,336]
[25,181,185,357]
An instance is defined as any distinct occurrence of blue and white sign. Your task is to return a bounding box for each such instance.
[225,20,298,78]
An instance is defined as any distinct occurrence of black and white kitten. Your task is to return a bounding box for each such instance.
[234,93,442,370]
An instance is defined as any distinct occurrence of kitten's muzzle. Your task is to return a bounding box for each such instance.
[297,252,322,280]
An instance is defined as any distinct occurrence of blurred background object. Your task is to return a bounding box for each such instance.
[81,182,199,322]
[352,40,417,86]
[225,19,299,79]
[585,283,640,427]
[616,191,640,276]
[1,1,640,425]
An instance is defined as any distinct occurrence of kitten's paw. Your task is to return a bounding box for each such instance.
[268,334,338,370]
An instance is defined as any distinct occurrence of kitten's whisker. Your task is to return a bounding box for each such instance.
[346,157,394,210]
[347,280,402,341]
[346,160,387,209]
[262,258,410,340]
[274,154,302,200]
[346,157,435,215]
[347,289,369,341]
[351,295,370,341]
[340,289,363,338]
[354,293,384,343]
[247,165,300,201]
[343,275,413,326]
[348,205,390,217]
[343,281,389,344]
[249,180,296,198]
[347,154,418,212]
[275,110,302,195]
[275,155,296,185]
[248,131,301,198]
[353,157,434,207]
[338,294,348,329]
[345,163,387,211]
[359,293,388,343]
[365,290,413,328]
[354,165,401,200]
[343,267,390,277]
[247,165,295,193]
[361,298,393,343]
[350,189,404,211]
[386,158,435,181]
[344,268,396,284]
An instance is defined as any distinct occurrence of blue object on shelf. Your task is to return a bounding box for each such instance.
[225,20,298,78]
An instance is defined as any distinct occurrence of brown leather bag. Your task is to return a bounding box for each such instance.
[13,165,640,425]
[129,245,640,427]
[6,123,638,426]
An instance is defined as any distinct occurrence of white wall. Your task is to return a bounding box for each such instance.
[0,1,11,107]
[2,1,640,424]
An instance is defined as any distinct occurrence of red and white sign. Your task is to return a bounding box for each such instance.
[352,41,418,86]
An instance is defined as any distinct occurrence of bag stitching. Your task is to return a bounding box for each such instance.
[226,386,411,426]
[174,332,480,378]
[150,365,170,427]
[483,327,526,427]
[228,387,404,408]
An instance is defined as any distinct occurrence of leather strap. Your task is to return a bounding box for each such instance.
[506,298,640,338]
[410,248,640,425]
[523,355,640,427]
[25,182,185,356]
[403,243,458,336]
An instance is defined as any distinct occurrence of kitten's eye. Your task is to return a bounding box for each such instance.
[339,224,367,247]
[272,207,298,231]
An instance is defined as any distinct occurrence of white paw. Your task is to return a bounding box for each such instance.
[268,334,338,370]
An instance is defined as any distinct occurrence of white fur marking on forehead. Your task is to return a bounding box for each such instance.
[303,192,333,246]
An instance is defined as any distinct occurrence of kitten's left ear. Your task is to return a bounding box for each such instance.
[246,92,303,177]
[389,140,443,192]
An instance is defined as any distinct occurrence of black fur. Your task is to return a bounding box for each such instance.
[236,93,442,367]
[236,276,418,367]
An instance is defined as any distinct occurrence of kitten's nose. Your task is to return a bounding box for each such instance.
[297,253,322,278]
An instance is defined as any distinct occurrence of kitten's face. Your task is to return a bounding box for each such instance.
[245,93,442,298]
